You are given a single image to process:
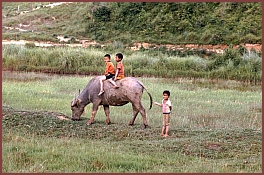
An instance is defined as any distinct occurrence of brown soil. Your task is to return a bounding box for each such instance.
[2,39,262,54]
[130,42,262,54]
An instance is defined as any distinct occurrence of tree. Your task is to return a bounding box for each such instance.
[93,6,111,22]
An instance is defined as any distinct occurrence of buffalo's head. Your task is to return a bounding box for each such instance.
[71,94,84,121]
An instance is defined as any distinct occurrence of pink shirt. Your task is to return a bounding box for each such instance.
[162,99,172,114]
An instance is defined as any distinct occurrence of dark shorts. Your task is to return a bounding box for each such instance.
[105,74,114,79]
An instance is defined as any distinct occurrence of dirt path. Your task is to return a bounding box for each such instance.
[2,39,261,55]
[129,42,262,54]
[2,39,82,47]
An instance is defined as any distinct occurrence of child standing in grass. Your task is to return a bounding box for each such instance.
[98,54,119,96]
[154,90,172,137]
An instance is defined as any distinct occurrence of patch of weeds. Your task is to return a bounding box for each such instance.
[2,106,262,164]
[2,71,52,82]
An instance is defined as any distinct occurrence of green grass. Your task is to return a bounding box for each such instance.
[2,71,262,172]
[2,44,262,83]
[2,2,262,45]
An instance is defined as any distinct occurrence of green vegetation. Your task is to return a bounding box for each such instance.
[2,44,262,84]
[2,2,262,172]
[2,71,262,172]
[2,2,262,45]
[2,2,262,83]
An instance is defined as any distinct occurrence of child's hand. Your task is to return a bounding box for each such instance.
[154,102,160,106]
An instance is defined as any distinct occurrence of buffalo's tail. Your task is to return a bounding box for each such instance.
[137,81,153,109]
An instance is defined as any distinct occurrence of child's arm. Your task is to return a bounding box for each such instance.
[154,102,162,107]
[114,68,119,81]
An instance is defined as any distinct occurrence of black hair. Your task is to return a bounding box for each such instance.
[116,53,123,60]
[163,90,170,97]
[104,54,111,59]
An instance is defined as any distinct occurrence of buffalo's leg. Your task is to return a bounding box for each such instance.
[132,102,148,129]
[86,103,99,125]
[103,105,111,125]
[128,104,139,126]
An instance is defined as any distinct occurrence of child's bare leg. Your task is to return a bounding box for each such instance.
[164,125,170,137]
[108,78,119,88]
[98,77,106,95]
[160,126,165,136]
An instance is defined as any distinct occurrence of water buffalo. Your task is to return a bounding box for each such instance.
[71,76,152,129]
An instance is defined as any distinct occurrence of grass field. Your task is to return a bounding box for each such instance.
[2,71,262,173]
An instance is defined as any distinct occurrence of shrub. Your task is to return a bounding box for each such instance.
[241,34,260,44]
[1,45,262,84]
[25,42,36,48]
[237,45,248,56]
[222,46,241,67]
[113,40,124,49]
